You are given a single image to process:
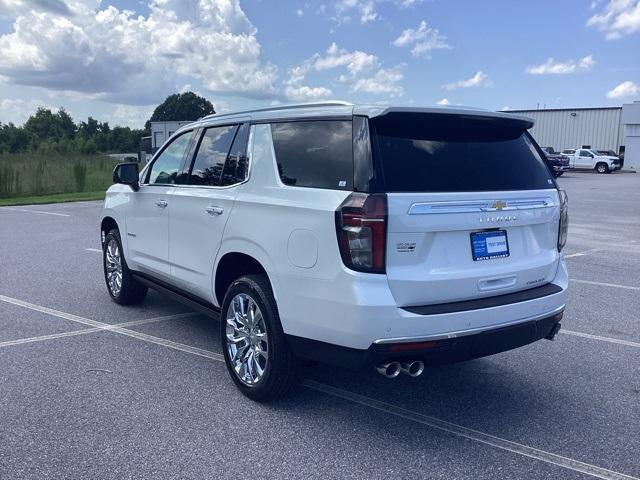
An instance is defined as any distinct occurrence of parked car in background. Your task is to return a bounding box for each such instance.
[541,147,570,177]
[561,148,622,174]
[101,102,568,401]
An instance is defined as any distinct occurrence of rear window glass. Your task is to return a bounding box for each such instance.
[271,121,352,190]
[372,113,554,192]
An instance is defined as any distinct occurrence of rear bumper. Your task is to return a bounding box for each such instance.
[288,309,563,370]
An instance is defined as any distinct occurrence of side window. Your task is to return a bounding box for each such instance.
[270,120,352,190]
[220,123,250,186]
[579,150,591,157]
[147,131,193,184]
[188,125,237,186]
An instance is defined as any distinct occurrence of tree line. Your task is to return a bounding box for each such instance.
[0,108,146,155]
[0,92,216,155]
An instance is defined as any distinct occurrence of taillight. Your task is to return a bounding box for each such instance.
[558,189,568,251]
[335,193,387,273]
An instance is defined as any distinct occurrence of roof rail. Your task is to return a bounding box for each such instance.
[198,101,353,121]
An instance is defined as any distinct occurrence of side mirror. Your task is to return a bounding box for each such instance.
[113,162,140,191]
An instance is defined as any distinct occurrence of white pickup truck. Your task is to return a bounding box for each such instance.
[560,148,622,174]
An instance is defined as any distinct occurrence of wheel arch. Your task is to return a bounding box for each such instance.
[101,216,119,238]
[213,243,278,308]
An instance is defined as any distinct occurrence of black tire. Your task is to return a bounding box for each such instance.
[555,172,564,177]
[595,162,609,174]
[220,274,303,401]
[103,229,147,305]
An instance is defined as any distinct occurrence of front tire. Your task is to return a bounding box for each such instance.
[555,171,564,177]
[595,162,609,174]
[221,274,302,401]
[103,229,147,305]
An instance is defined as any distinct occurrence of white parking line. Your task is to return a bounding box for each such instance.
[564,253,586,259]
[303,381,639,480]
[0,312,198,349]
[561,329,640,348]
[0,207,71,217]
[571,279,640,292]
[85,248,102,253]
[1,293,637,480]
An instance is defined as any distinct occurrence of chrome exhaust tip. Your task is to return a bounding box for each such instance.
[401,360,425,377]
[376,361,402,378]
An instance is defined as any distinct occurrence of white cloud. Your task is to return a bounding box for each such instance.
[296,8,303,16]
[0,0,278,104]
[350,65,404,96]
[436,98,450,105]
[0,97,54,124]
[312,43,378,76]
[443,71,490,90]
[0,0,71,18]
[283,64,333,102]
[334,0,377,24]
[284,43,403,99]
[587,0,640,39]
[525,55,596,75]
[392,20,451,57]
[607,80,640,98]
[284,84,333,101]
[103,104,154,129]
[325,0,422,26]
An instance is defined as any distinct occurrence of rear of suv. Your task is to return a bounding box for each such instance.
[101,102,569,401]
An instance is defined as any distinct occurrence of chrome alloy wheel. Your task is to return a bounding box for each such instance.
[225,293,269,386]
[105,238,123,297]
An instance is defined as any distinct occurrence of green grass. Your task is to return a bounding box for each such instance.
[0,190,105,206]
[0,152,117,200]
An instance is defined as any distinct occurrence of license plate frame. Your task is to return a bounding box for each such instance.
[470,230,510,261]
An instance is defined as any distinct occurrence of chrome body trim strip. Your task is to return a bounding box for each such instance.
[408,197,555,215]
[373,305,565,344]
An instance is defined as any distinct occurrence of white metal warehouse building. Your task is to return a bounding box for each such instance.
[507,102,640,171]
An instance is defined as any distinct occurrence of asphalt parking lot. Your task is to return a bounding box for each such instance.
[1,171,639,480]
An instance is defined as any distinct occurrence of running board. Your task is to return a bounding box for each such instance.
[132,272,221,318]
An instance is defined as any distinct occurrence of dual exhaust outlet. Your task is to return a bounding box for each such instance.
[376,360,424,378]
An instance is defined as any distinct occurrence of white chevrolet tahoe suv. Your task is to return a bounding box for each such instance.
[101,102,569,401]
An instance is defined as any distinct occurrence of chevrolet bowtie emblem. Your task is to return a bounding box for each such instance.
[491,200,507,210]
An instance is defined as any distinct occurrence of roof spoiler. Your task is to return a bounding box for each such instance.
[364,106,535,130]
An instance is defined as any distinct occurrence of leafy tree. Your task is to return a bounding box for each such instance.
[0,92,216,154]
[0,123,30,153]
[145,92,215,130]
[78,117,99,137]
[24,107,76,142]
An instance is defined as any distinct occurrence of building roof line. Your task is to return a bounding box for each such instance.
[505,106,621,113]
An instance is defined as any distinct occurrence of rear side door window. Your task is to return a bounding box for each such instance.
[220,123,250,186]
[147,131,193,184]
[270,120,352,190]
[188,125,238,186]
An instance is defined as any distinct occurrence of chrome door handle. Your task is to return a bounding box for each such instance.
[155,200,168,208]
[206,206,224,216]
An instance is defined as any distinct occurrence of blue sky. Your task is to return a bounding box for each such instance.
[0,0,639,128]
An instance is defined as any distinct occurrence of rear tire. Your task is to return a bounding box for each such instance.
[103,229,148,305]
[220,274,303,401]
[595,162,609,174]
